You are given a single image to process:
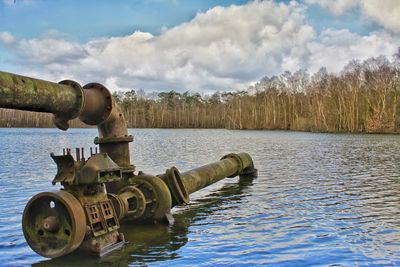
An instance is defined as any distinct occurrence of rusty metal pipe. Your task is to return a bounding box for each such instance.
[0,71,132,167]
[0,71,83,121]
[159,153,257,206]
[180,153,256,194]
[95,99,132,168]
[180,160,238,194]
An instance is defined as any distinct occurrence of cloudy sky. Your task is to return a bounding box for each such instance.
[0,0,399,93]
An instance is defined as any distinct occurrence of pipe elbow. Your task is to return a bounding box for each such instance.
[54,81,133,168]
[83,84,133,168]
[96,99,129,139]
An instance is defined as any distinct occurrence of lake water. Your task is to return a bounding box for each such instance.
[0,128,400,266]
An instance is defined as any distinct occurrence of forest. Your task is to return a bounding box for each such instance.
[1,52,399,133]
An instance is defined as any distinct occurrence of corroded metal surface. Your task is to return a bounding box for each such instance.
[22,191,87,258]
[117,186,146,219]
[0,71,83,123]
[129,175,173,223]
[0,71,133,166]
[180,153,256,194]
[158,167,190,206]
[0,70,257,259]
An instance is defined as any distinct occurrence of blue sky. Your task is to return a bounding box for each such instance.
[0,0,377,40]
[0,0,399,92]
[0,0,252,40]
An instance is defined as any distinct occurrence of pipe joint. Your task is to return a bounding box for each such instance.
[220,153,244,178]
[54,80,85,131]
[94,136,134,144]
[158,167,189,206]
[80,83,113,125]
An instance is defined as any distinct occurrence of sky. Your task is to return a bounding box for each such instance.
[0,0,399,93]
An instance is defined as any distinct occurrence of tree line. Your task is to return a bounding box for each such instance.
[1,51,399,133]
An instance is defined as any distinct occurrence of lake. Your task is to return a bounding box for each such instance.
[0,128,400,266]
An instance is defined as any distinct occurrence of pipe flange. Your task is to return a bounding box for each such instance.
[58,80,85,119]
[80,83,112,125]
[107,193,126,221]
[130,175,172,222]
[54,80,85,130]
[221,153,244,178]
[94,136,134,144]
[118,186,146,219]
[164,167,189,206]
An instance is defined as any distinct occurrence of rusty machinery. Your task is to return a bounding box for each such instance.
[0,71,257,258]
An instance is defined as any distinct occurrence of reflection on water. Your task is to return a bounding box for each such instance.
[0,128,400,266]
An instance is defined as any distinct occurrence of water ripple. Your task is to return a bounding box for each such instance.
[0,129,400,266]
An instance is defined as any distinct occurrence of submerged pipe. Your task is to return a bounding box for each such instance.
[0,71,132,167]
[180,153,255,194]
[158,153,257,207]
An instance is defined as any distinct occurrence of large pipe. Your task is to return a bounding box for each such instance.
[0,71,83,120]
[0,71,132,167]
[180,153,256,194]
[158,153,257,206]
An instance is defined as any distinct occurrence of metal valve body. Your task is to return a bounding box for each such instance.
[0,71,257,258]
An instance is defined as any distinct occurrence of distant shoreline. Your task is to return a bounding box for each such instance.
[1,126,399,135]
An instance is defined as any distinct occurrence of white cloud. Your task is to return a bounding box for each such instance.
[0,1,399,93]
[0,1,315,92]
[305,0,400,33]
[0,32,15,45]
[304,0,357,15]
[15,38,87,64]
[361,0,400,33]
[307,29,399,73]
